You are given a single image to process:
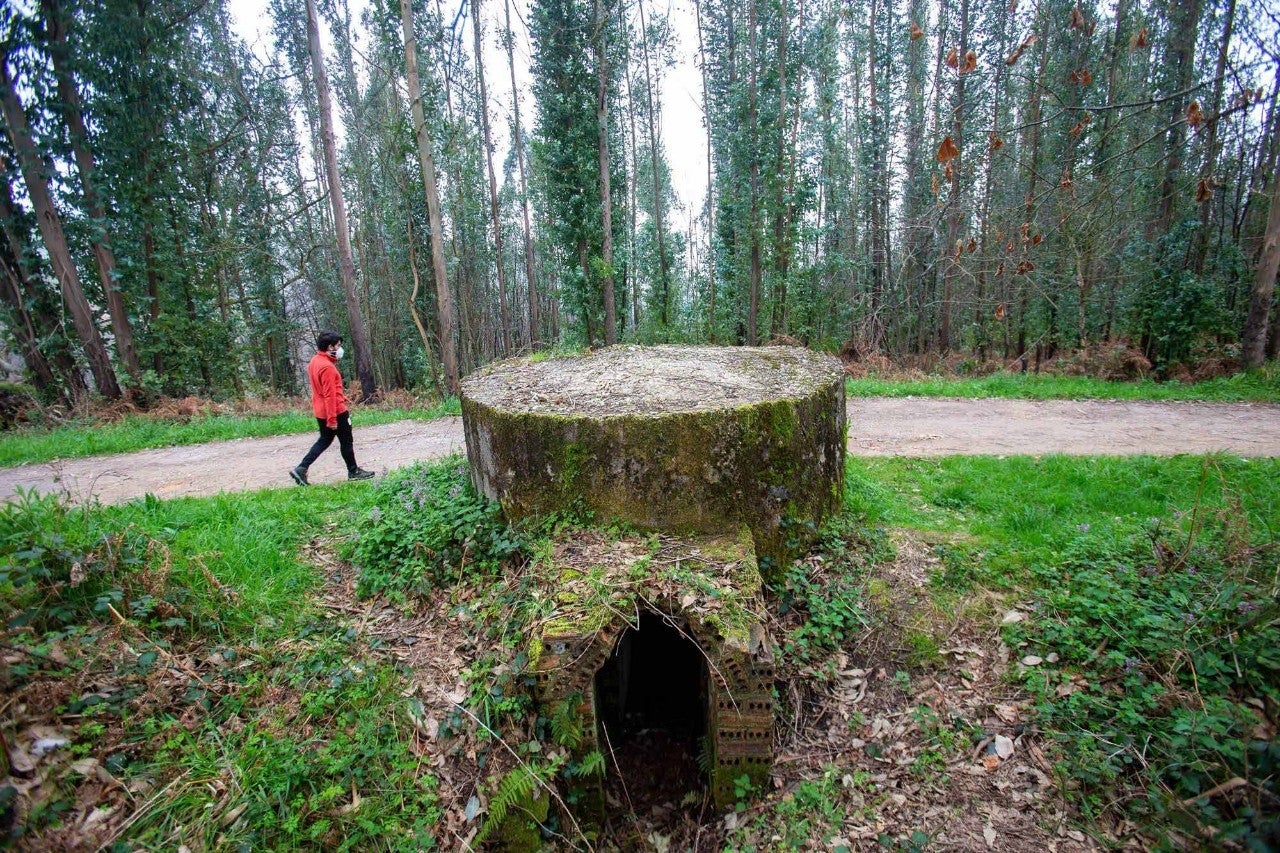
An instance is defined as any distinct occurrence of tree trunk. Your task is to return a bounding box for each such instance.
[503,0,539,349]
[41,0,142,387]
[401,0,459,393]
[471,0,512,355]
[746,0,762,346]
[1242,153,1280,368]
[637,0,670,329]
[0,174,60,397]
[695,0,715,341]
[939,0,970,354]
[0,54,120,399]
[1152,0,1203,235]
[306,0,377,401]
[1190,0,1236,273]
[594,0,617,345]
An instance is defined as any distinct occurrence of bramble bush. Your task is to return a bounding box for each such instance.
[352,458,524,599]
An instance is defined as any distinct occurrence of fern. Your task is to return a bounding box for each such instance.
[567,749,605,778]
[549,695,585,750]
[475,757,562,845]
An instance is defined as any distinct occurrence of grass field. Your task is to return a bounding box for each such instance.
[2,454,1276,848]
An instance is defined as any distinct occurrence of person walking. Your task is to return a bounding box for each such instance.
[290,330,375,485]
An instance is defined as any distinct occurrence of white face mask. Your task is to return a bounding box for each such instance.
[333,346,345,359]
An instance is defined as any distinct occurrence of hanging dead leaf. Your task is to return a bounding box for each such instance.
[1019,222,1030,238]
[1195,178,1213,203]
[909,21,924,40]
[1032,233,1043,246]
[946,47,959,69]
[1006,33,1038,65]
[1015,260,1036,274]
[961,50,978,74]
[967,238,978,253]
[1009,0,1016,12]
[932,173,940,196]
[1067,67,1092,86]
[1130,26,1148,49]
[1060,169,1074,191]
[954,239,964,259]
[989,132,1005,152]
[996,229,1004,240]
[995,265,1006,280]
[1068,113,1092,136]
[936,135,959,162]
[944,160,954,181]
[1069,6,1086,30]
[1186,100,1204,130]
[1006,241,1015,252]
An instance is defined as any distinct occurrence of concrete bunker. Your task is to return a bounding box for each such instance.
[459,345,845,825]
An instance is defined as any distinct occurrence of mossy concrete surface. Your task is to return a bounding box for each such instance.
[460,345,846,576]
[530,529,774,814]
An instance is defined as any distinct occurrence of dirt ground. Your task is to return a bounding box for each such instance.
[2,398,1279,505]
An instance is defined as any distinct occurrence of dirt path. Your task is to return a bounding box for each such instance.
[2,398,1278,505]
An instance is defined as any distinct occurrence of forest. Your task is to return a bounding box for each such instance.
[1,0,1278,406]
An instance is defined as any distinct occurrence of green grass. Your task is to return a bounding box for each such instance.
[0,481,440,849]
[0,397,461,468]
[844,453,1280,845]
[845,366,1280,401]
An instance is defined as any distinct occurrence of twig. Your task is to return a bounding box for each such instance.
[1181,776,1247,806]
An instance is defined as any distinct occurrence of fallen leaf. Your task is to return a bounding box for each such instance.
[982,754,1001,771]
[1022,655,1043,666]
[1002,609,1026,624]
[464,794,481,822]
[995,735,1015,758]
[994,704,1019,724]
[1046,652,1060,663]
[984,822,998,847]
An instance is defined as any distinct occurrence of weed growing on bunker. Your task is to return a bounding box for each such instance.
[352,457,525,599]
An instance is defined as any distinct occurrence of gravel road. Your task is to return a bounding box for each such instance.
[1,398,1277,505]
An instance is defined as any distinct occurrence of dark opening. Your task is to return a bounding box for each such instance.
[595,609,707,813]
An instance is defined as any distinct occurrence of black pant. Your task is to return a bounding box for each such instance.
[299,411,358,473]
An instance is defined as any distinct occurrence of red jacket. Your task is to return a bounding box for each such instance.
[308,351,349,428]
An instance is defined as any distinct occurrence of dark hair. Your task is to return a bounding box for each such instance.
[316,330,342,351]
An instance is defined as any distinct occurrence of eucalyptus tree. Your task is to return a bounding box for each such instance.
[0,39,121,399]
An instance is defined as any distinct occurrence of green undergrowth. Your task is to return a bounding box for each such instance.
[350,457,523,600]
[0,397,461,468]
[0,482,442,850]
[845,454,1280,846]
[846,366,1280,401]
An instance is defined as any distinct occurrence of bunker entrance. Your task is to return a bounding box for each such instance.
[595,609,707,811]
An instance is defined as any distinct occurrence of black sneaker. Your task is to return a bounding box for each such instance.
[290,466,310,486]
[348,468,375,481]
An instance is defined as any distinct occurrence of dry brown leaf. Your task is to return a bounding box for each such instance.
[989,132,1005,151]
[1186,100,1204,130]
[944,160,954,181]
[1015,260,1035,275]
[936,135,959,162]
[967,238,978,253]
[961,50,978,73]
[1032,233,1043,246]
[995,301,1006,318]
[982,754,1001,771]
[1196,178,1213,203]
[932,173,940,196]
[945,46,959,69]
[1130,26,1149,48]
[995,265,1006,280]
[909,20,924,40]
[1069,5,1086,30]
